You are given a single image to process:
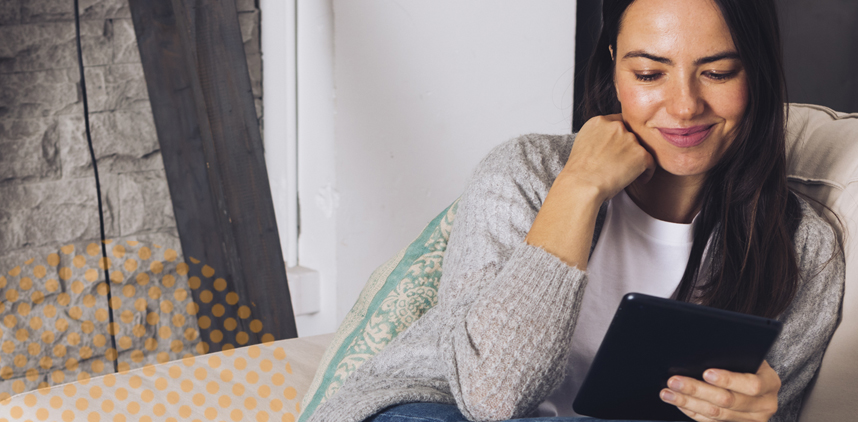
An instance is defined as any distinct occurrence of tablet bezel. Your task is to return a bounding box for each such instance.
[572,293,782,421]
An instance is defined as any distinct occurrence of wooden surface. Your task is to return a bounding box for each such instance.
[128,0,298,347]
[572,0,602,132]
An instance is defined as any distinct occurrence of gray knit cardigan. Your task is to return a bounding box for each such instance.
[307,134,844,422]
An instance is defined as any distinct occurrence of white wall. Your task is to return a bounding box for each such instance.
[260,0,298,267]
[330,0,578,327]
[263,0,578,336]
[295,0,339,336]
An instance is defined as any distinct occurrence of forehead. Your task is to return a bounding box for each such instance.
[618,0,737,57]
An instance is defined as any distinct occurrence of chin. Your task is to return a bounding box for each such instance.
[654,155,714,179]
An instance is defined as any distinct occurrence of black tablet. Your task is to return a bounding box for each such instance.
[572,293,782,421]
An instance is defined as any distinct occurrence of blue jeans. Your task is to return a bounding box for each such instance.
[365,402,657,421]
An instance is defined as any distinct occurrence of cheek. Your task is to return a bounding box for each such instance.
[616,82,662,123]
[709,83,749,125]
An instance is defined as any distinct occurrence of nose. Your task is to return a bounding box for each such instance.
[666,76,704,120]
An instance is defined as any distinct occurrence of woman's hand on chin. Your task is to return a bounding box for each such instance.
[562,113,656,202]
[660,360,781,422]
[525,114,655,269]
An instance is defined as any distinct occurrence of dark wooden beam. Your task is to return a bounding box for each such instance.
[573,0,603,132]
[128,0,297,348]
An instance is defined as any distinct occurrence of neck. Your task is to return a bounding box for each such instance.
[625,168,704,224]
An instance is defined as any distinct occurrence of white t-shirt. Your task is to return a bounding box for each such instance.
[537,190,697,417]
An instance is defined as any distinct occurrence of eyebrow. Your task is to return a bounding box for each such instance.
[622,50,741,66]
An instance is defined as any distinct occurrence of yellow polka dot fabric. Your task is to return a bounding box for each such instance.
[0,334,333,422]
[0,240,278,401]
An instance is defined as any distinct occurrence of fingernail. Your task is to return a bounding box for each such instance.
[661,390,675,402]
[668,378,683,390]
[704,370,719,383]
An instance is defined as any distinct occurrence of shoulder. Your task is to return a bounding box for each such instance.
[448,134,576,267]
[767,195,844,411]
[470,133,575,189]
[789,194,845,304]
[792,195,841,266]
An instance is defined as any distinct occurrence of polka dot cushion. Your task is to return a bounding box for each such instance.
[0,239,281,400]
[0,334,332,422]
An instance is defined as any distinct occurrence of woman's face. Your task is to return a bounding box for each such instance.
[614,0,748,181]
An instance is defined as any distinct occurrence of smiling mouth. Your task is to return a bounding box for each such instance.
[657,124,716,148]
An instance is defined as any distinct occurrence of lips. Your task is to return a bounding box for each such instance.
[657,124,715,148]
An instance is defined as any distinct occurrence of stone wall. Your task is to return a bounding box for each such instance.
[0,0,263,264]
[0,0,264,395]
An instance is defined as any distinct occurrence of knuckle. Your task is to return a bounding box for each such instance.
[717,392,736,408]
[596,115,615,127]
[582,116,602,131]
[682,409,699,420]
[705,404,723,418]
[748,379,764,396]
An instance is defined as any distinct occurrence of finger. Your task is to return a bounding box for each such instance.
[566,114,656,199]
[662,388,733,421]
[667,376,754,412]
[677,406,719,422]
[703,363,780,397]
[662,389,760,422]
[603,113,624,122]
[577,114,623,135]
[756,361,782,391]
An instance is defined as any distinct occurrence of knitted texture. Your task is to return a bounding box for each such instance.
[306,134,844,422]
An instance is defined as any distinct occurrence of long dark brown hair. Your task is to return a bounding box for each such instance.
[582,0,802,319]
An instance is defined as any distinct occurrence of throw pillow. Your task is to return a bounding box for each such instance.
[298,200,458,421]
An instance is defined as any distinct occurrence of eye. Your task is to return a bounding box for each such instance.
[703,71,737,81]
[634,72,662,82]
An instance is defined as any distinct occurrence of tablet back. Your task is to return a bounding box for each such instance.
[572,293,782,421]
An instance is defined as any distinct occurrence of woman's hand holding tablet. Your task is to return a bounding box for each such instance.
[661,360,781,422]
[572,293,783,421]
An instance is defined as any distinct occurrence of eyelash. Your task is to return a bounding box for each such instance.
[635,73,661,82]
[704,71,736,81]
[633,71,737,82]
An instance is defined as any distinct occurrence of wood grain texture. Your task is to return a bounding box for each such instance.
[128,0,297,347]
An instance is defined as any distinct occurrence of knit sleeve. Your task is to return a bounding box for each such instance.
[434,135,592,421]
[767,200,845,422]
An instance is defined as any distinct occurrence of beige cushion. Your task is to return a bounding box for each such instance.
[785,104,858,422]
[1,333,333,420]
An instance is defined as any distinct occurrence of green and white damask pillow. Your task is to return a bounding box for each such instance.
[297,200,459,421]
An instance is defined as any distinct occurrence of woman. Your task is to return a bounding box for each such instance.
[307,0,844,421]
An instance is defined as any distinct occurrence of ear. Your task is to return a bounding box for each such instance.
[609,45,615,61]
